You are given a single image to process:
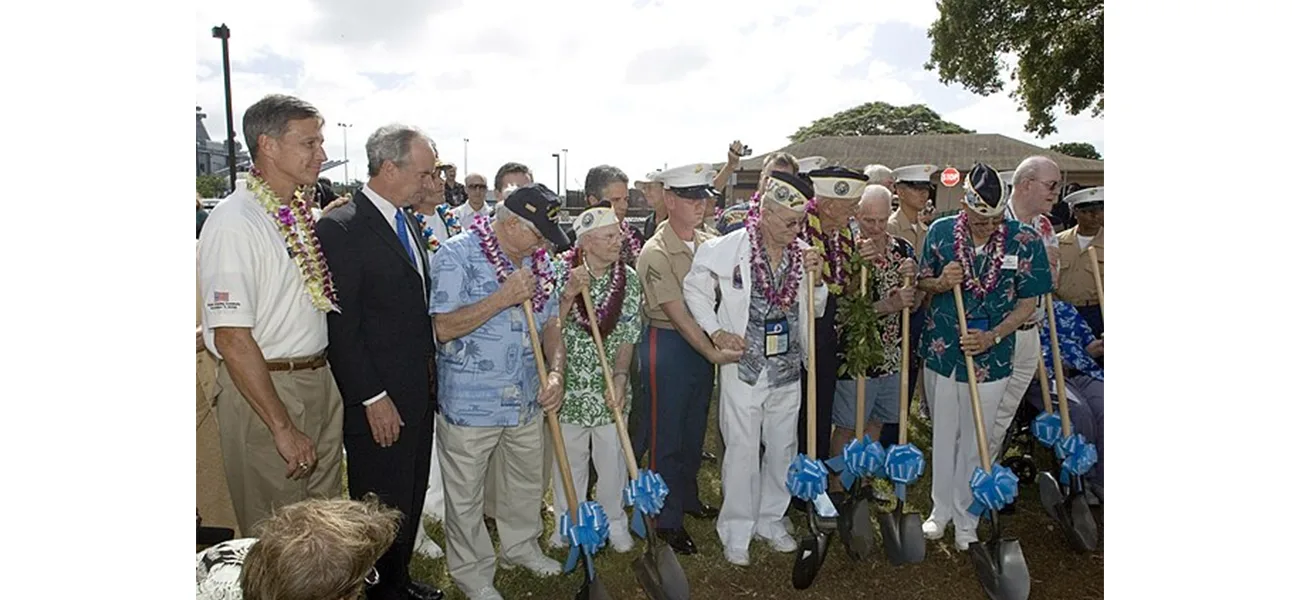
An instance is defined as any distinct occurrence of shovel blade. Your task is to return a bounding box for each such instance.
[968,537,1031,600]
[576,575,613,600]
[1036,472,1066,524]
[898,511,927,564]
[1065,492,1099,552]
[843,497,875,560]
[877,510,905,566]
[632,555,669,600]
[791,533,827,590]
[653,544,691,600]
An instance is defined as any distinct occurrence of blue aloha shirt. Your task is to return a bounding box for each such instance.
[553,259,644,427]
[428,229,559,428]
[918,215,1053,383]
[1040,300,1104,382]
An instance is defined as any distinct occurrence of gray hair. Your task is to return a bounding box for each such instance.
[584,165,629,203]
[494,205,542,238]
[1011,156,1059,186]
[242,94,322,163]
[365,124,435,177]
[863,164,894,183]
[858,184,894,210]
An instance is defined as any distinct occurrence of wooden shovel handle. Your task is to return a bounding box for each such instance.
[953,288,993,473]
[1036,351,1053,416]
[1087,246,1104,320]
[855,266,867,440]
[898,274,911,445]
[1043,293,1073,437]
[806,270,818,456]
[524,300,582,519]
[578,286,641,480]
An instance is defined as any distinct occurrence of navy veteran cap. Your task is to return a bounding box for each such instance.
[763,170,815,210]
[503,183,568,248]
[807,166,870,200]
[960,163,1008,218]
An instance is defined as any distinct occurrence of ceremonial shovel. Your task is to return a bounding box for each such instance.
[1040,294,1099,552]
[953,291,1030,600]
[877,274,926,566]
[578,283,689,600]
[524,300,612,600]
[793,271,833,590]
[839,267,875,561]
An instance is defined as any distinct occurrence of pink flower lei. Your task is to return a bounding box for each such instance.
[247,168,339,312]
[953,210,1007,299]
[619,220,642,264]
[561,247,626,338]
[745,193,802,311]
[468,214,556,312]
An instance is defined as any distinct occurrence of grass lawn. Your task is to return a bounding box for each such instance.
[401,379,1103,600]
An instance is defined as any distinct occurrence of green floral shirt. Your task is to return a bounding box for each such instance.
[555,259,644,427]
[917,216,1052,383]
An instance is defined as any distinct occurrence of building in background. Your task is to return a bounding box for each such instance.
[711,133,1104,213]
[196,106,250,176]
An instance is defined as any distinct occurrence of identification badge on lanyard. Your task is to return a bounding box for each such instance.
[765,317,790,357]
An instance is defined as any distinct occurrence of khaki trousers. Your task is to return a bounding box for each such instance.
[197,351,238,536]
[214,361,344,534]
[438,412,545,596]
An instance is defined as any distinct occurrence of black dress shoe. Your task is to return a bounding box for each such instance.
[406,580,444,600]
[685,504,719,519]
[656,528,698,555]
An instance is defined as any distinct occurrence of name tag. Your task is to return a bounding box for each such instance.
[765,318,790,357]
[1001,255,1019,270]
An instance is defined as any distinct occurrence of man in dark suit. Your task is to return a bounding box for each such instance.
[315,125,444,600]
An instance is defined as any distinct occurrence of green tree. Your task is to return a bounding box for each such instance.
[925,0,1103,137]
[1049,142,1101,160]
[789,101,973,143]
[196,174,227,198]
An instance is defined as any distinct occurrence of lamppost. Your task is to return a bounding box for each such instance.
[561,148,568,197]
[211,24,236,193]
[551,153,561,196]
[337,122,353,186]
[463,138,469,173]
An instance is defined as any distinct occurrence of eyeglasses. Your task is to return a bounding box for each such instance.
[467,184,487,190]
[1035,179,1061,192]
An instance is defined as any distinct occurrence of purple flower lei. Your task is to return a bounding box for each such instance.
[468,214,555,311]
[953,210,1007,299]
[745,193,802,311]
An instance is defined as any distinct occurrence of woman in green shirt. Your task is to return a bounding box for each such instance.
[546,204,644,554]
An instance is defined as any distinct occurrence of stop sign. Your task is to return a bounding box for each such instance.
[940,167,961,187]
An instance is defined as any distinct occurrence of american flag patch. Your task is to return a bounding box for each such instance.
[214,291,229,303]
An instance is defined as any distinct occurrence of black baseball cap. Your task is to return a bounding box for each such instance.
[503,183,568,248]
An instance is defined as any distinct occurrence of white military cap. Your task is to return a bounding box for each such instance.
[893,164,938,183]
[807,166,871,200]
[573,206,620,238]
[796,156,828,173]
[650,163,715,199]
[1063,186,1103,209]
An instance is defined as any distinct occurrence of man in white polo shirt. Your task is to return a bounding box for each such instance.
[199,94,344,535]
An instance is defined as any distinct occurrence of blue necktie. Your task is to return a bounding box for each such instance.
[394,210,417,266]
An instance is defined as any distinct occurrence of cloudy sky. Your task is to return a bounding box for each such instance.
[194,0,1103,192]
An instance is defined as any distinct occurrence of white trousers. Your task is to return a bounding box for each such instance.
[483,421,553,520]
[990,328,1041,460]
[438,413,545,595]
[716,363,801,550]
[924,367,1008,534]
[548,422,630,542]
[422,419,445,521]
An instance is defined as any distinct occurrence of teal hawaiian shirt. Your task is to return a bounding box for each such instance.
[553,259,644,427]
[917,215,1052,383]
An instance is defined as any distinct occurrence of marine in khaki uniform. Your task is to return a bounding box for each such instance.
[886,164,938,416]
[635,162,742,555]
[1056,186,1104,336]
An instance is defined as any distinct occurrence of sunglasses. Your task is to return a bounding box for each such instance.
[1036,179,1061,192]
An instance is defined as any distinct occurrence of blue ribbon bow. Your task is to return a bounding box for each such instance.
[623,468,668,539]
[884,443,926,500]
[967,464,1019,517]
[559,501,609,575]
[1032,412,1063,448]
[825,437,886,489]
[1054,433,1098,486]
[785,453,830,502]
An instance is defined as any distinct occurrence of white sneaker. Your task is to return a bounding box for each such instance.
[756,530,798,553]
[955,529,978,551]
[724,546,750,566]
[500,550,562,576]
[413,526,444,559]
[609,529,635,553]
[922,517,949,541]
[465,586,505,600]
